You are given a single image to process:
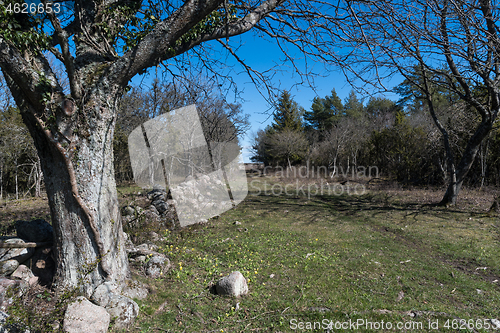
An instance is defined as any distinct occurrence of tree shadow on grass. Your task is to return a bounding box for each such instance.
[244,191,487,228]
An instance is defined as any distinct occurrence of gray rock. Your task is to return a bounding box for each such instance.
[136,243,157,252]
[147,189,166,201]
[105,294,139,330]
[135,255,147,263]
[142,207,161,224]
[15,219,53,243]
[0,239,34,265]
[122,280,148,300]
[91,282,122,308]
[0,261,19,277]
[63,297,110,333]
[123,232,134,251]
[121,206,136,217]
[152,199,169,214]
[145,255,170,279]
[216,271,248,297]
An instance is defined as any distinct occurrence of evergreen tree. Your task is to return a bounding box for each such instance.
[272,91,303,132]
[303,89,343,132]
[343,90,364,118]
[251,126,276,165]
[365,97,400,118]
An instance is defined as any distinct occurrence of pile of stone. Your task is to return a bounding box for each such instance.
[0,219,55,332]
[121,187,179,231]
[125,233,171,279]
[123,172,234,230]
[0,219,54,285]
[63,278,150,332]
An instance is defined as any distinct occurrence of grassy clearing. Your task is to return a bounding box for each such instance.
[0,178,498,332]
[123,176,500,333]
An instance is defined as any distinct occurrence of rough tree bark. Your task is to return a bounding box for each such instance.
[5,70,129,295]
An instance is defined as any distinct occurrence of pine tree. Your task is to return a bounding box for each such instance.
[272,91,303,132]
[303,89,343,132]
[343,90,364,118]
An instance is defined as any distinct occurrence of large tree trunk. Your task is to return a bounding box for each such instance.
[439,119,494,206]
[18,90,129,297]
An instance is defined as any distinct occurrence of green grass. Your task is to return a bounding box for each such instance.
[122,178,500,333]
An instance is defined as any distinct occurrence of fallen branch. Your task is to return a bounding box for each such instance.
[0,241,52,248]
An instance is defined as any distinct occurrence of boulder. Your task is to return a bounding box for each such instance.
[63,297,110,333]
[147,231,160,242]
[10,265,37,286]
[0,261,19,277]
[105,294,139,330]
[216,271,248,297]
[127,243,159,258]
[91,282,122,308]
[145,255,170,279]
[142,207,161,225]
[91,282,139,330]
[123,232,134,251]
[147,189,178,225]
[0,239,35,265]
[151,198,170,215]
[15,219,53,243]
[147,189,166,201]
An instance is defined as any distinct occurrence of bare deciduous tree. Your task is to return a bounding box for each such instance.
[342,0,500,205]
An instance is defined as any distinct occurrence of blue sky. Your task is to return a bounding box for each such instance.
[205,32,400,162]
[134,25,402,163]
